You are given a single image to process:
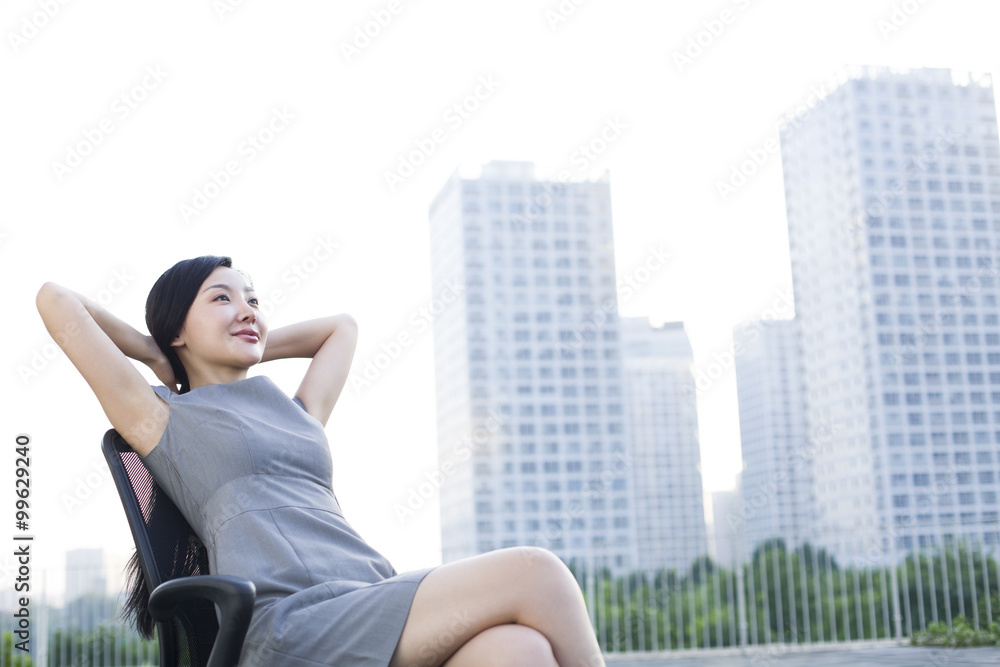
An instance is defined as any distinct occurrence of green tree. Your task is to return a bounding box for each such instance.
[2,631,33,667]
[578,539,1000,653]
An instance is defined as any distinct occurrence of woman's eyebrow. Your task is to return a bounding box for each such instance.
[201,283,256,294]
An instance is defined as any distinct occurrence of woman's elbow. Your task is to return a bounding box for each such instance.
[35,282,63,313]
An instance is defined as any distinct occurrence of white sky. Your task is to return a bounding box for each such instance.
[3,0,999,600]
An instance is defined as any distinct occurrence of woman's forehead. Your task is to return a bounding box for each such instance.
[201,266,254,291]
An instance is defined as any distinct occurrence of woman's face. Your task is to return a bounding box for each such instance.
[171,266,268,371]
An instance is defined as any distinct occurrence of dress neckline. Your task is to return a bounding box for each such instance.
[185,375,270,393]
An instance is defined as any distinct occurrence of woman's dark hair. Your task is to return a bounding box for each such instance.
[121,255,233,638]
[145,255,233,394]
[120,487,213,640]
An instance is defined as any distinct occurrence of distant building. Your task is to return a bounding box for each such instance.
[429,161,637,572]
[621,317,707,572]
[780,66,1000,562]
[711,476,744,567]
[733,319,811,556]
[65,548,106,602]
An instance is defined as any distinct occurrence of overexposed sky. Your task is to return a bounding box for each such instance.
[3,0,999,598]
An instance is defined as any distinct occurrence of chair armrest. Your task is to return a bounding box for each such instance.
[148,575,256,667]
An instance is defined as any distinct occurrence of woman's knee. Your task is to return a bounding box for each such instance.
[498,546,566,575]
[501,546,579,594]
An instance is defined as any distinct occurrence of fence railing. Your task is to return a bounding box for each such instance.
[1,539,997,665]
[573,538,1000,653]
[0,587,157,667]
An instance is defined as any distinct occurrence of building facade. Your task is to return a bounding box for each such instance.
[429,161,711,574]
[429,161,637,572]
[780,67,1000,563]
[711,477,743,567]
[733,319,811,558]
[620,317,707,572]
[65,548,106,603]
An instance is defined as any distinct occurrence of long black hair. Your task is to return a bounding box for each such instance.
[145,255,233,394]
[120,255,233,637]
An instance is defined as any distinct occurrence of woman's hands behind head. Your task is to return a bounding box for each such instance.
[146,337,179,393]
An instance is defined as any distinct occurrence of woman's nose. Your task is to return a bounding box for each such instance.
[239,302,256,322]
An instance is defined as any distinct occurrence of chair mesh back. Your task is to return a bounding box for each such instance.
[106,431,220,667]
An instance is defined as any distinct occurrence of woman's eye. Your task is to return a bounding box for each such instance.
[213,293,257,306]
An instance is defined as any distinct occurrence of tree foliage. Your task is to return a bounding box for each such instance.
[574,540,1000,651]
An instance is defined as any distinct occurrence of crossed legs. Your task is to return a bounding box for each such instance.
[388,546,605,667]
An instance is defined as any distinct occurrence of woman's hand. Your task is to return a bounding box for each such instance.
[145,337,179,393]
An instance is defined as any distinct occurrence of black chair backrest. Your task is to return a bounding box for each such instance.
[102,429,220,667]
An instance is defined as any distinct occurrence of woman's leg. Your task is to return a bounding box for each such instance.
[441,625,557,667]
[388,546,605,667]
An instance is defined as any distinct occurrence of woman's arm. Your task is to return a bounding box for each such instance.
[261,314,358,427]
[35,282,172,455]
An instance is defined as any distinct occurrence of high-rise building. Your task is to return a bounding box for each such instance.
[428,161,636,572]
[711,476,743,567]
[780,66,1000,563]
[620,317,707,572]
[733,319,811,556]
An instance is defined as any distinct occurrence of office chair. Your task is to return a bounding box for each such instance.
[102,429,256,667]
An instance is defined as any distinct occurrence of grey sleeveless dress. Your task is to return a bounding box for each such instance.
[140,375,434,666]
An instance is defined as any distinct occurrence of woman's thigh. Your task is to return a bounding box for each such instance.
[388,546,573,667]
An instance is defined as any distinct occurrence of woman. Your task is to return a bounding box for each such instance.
[36,255,605,667]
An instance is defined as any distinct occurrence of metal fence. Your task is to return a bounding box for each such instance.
[574,539,1000,654]
[0,581,157,667]
[1,540,997,665]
